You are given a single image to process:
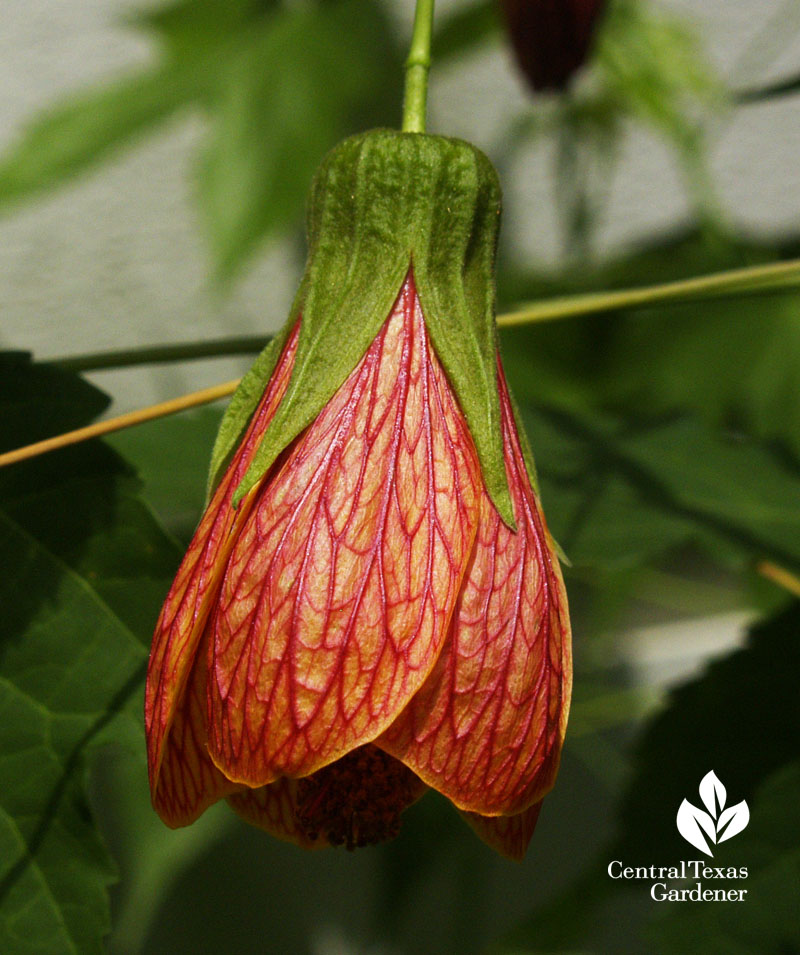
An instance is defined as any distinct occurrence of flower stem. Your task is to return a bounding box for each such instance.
[0,379,239,469]
[757,560,800,598]
[402,0,436,133]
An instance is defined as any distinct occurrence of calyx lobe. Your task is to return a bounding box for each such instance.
[211,129,516,525]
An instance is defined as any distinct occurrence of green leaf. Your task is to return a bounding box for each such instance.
[607,292,800,461]
[0,355,180,954]
[136,0,277,57]
[107,406,223,542]
[0,0,275,213]
[598,417,800,564]
[596,0,722,142]
[0,354,109,440]
[500,231,800,462]
[514,402,800,573]
[197,0,401,278]
[0,69,194,210]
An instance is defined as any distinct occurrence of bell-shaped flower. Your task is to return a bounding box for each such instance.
[145,131,571,859]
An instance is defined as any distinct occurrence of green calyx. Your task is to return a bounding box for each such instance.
[208,128,516,527]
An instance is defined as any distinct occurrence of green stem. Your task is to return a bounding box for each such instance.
[402,0,436,133]
[44,257,800,374]
[497,257,800,328]
[54,335,271,373]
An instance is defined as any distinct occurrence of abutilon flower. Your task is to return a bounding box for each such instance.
[500,0,607,92]
[145,131,571,859]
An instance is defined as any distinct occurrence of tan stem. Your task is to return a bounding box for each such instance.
[756,560,800,598]
[4,383,800,606]
[0,379,239,469]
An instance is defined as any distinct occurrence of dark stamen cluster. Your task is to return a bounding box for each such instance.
[296,745,420,850]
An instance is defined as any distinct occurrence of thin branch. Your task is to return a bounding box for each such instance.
[496,258,800,328]
[6,258,800,472]
[735,72,800,104]
[43,258,800,372]
[55,336,270,373]
[757,560,800,599]
[0,379,239,469]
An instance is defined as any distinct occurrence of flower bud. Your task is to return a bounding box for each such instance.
[500,0,607,91]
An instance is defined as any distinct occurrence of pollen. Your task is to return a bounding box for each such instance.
[296,745,420,850]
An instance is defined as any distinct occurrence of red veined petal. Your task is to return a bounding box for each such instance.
[153,628,243,827]
[207,273,481,786]
[461,801,543,861]
[145,323,300,798]
[379,359,571,817]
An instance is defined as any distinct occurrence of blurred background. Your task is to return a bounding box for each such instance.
[3,0,800,410]
[1,1,799,953]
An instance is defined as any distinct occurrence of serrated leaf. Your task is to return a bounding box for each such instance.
[0,355,181,954]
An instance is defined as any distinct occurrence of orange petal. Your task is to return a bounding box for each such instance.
[145,323,299,799]
[153,627,244,827]
[379,359,571,817]
[207,274,481,786]
[461,801,543,861]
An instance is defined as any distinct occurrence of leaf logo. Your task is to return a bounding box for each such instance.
[676,771,749,856]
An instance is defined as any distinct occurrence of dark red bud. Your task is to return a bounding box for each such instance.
[500,0,607,92]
